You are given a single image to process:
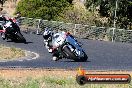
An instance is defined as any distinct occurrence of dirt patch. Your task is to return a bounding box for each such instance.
[0,68,132,79]
[0,69,76,79]
[0,45,25,60]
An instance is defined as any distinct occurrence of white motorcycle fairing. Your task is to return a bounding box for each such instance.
[51,31,87,61]
[52,32,66,49]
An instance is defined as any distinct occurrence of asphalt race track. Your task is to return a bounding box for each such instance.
[0,32,132,70]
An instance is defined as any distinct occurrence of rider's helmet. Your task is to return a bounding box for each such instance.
[43,27,53,40]
[0,15,10,22]
[0,15,5,21]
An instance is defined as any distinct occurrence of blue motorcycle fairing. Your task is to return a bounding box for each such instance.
[65,35,84,57]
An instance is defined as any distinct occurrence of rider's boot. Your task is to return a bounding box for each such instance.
[52,56,59,61]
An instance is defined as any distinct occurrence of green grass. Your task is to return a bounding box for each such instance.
[0,76,131,88]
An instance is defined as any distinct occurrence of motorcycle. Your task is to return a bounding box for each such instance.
[0,19,26,43]
[51,32,88,62]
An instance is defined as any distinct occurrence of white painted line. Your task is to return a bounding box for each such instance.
[32,52,40,60]
[0,49,40,62]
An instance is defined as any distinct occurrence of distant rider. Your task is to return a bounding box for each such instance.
[0,15,10,39]
[0,15,18,40]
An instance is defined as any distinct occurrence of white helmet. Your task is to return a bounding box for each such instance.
[43,27,53,40]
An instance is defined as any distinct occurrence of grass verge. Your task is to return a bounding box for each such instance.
[0,69,131,88]
[0,44,25,60]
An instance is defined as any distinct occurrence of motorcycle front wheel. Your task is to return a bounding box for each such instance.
[63,45,77,60]
[80,51,88,62]
[63,45,88,62]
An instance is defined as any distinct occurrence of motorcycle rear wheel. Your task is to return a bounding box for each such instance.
[16,32,26,43]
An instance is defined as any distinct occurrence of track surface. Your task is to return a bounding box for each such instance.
[0,33,132,70]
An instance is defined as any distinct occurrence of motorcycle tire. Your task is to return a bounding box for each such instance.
[73,50,88,62]
[16,32,26,43]
[63,45,77,60]
[80,51,88,62]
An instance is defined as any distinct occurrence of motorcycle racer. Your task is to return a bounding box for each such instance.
[43,27,61,61]
[0,15,10,39]
[43,27,82,61]
[0,15,19,40]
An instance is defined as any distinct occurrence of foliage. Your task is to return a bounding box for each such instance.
[85,0,101,11]
[67,0,73,4]
[85,0,132,29]
[116,0,132,29]
[16,0,131,29]
[0,0,7,7]
[16,0,71,20]
[57,2,97,25]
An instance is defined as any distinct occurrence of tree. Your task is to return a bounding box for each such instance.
[99,0,110,17]
[16,0,71,20]
[66,0,73,4]
[85,0,101,11]
[85,0,132,29]
[57,2,97,25]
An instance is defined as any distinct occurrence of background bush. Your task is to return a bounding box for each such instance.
[16,0,72,20]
